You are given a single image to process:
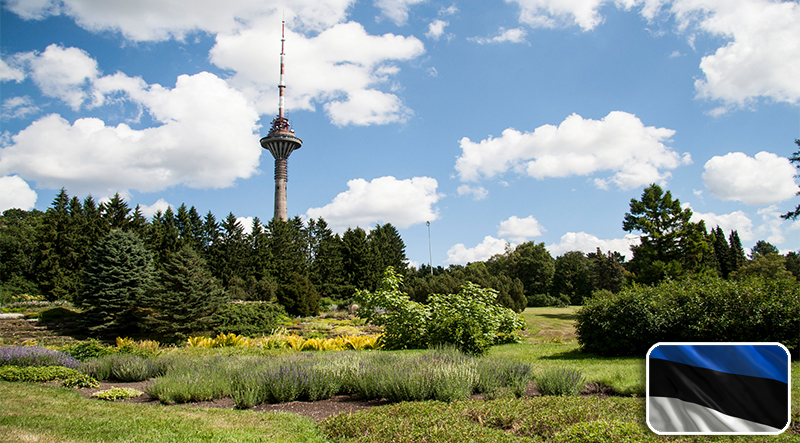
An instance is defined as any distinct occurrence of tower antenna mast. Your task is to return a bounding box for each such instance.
[260,20,302,222]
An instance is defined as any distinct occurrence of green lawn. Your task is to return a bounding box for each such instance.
[1,306,797,442]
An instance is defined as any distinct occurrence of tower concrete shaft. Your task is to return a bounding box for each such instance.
[260,20,302,222]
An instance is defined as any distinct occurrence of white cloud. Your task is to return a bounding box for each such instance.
[5,0,355,41]
[456,184,488,200]
[373,0,426,26]
[16,44,99,110]
[455,111,689,190]
[507,0,606,31]
[702,151,798,206]
[0,57,25,82]
[470,27,528,44]
[1,96,40,120]
[138,198,172,219]
[0,175,37,211]
[502,0,800,111]
[426,19,449,40]
[306,176,442,232]
[547,232,641,259]
[446,236,510,264]
[672,0,800,112]
[756,205,788,245]
[688,207,755,241]
[237,216,255,235]
[0,71,261,197]
[210,20,424,126]
[497,215,545,243]
[439,4,459,16]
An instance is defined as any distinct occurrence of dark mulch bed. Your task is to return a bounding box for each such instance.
[74,380,618,422]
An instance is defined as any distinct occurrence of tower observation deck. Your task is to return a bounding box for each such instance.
[260,21,302,222]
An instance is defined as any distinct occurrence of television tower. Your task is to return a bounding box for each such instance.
[261,21,302,222]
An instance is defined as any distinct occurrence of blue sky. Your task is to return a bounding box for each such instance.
[1,0,799,267]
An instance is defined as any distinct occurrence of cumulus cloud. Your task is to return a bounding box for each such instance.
[507,0,606,31]
[374,0,426,26]
[470,27,528,44]
[306,176,442,232]
[0,70,261,197]
[497,215,545,243]
[546,232,641,259]
[455,111,689,190]
[210,20,424,126]
[501,1,800,111]
[236,216,255,235]
[4,0,355,41]
[688,206,755,241]
[446,236,509,264]
[672,0,800,112]
[756,205,788,245]
[702,151,798,206]
[456,184,488,201]
[14,44,99,110]
[426,19,449,40]
[0,175,37,211]
[138,198,173,219]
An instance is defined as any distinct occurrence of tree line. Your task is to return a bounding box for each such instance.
[2,183,798,327]
[0,189,408,318]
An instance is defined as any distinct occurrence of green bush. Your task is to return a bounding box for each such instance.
[536,367,585,396]
[527,292,569,308]
[213,302,288,336]
[576,276,800,356]
[356,268,524,354]
[63,339,115,361]
[0,365,83,382]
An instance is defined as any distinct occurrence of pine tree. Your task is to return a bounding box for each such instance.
[146,245,227,339]
[342,227,376,291]
[307,218,346,299]
[79,230,155,338]
[369,223,408,276]
[101,193,131,230]
[588,248,626,294]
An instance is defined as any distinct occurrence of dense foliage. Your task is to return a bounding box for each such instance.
[576,276,800,356]
[356,268,524,354]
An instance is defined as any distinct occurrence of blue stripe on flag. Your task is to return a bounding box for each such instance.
[648,344,788,383]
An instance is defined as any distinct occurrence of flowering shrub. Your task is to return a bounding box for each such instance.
[61,373,100,388]
[0,346,80,369]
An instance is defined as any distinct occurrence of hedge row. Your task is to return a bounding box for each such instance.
[575,276,799,356]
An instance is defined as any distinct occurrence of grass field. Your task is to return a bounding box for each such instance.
[1,307,797,442]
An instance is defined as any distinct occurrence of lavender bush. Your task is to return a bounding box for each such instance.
[0,346,80,369]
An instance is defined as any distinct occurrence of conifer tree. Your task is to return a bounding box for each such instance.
[146,245,226,339]
[342,227,376,291]
[712,226,731,278]
[35,189,81,300]
[277,272,319,317]
[78,230,155,338]
[101,193,131,230]
[728,230,747,274]
[307,218,346,299]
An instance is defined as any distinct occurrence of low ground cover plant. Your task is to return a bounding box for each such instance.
[92,386,144,401]
[0,365,84,382]
[185,331,381,351]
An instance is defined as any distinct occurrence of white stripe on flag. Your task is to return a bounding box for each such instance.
[648,396,783,434]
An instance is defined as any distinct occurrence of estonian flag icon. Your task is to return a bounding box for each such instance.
[647,343,790,435]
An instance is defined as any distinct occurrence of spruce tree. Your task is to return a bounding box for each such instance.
[728,231,747,274]
[146,245,226,339]
[277,272,319,317]
[712,226,731,278]
[35,189,81,300]
[79,230,155,338]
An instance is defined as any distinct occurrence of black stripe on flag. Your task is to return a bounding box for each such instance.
[649,357,788,430]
